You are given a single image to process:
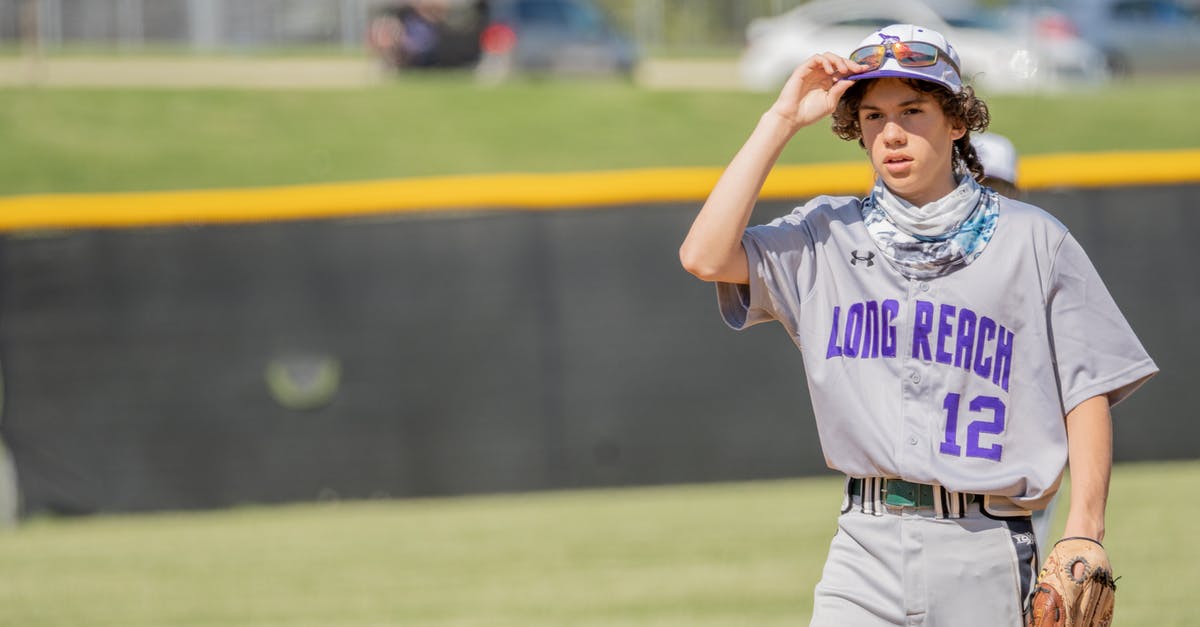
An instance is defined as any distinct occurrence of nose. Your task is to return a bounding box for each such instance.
[881,119,905,147]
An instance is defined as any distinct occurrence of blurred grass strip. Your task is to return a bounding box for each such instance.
[0,460,1195,626]
[1,76,1198,197]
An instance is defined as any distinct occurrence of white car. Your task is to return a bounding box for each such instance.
[739,0,1109,93]
[1008,0,1200,76]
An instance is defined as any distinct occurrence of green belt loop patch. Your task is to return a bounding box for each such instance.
[883,480,927,507]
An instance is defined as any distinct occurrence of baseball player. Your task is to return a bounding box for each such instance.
[679,24,1157,625]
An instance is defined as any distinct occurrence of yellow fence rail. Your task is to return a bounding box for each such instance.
[2,149,1198,231]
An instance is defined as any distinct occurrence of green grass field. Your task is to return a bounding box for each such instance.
[2,76,1199,196]
[0,459,1196,626]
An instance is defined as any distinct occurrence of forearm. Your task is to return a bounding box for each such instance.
[680,53,861,284]
[1062,394,1113,542]
[678,111,799,283]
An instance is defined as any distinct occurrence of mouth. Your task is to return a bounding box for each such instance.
[881,154,913,174]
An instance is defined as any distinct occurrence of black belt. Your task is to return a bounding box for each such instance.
[849,477,979,509]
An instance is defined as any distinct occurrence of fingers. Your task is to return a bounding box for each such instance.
[794,53,865,105]
[828,75,857,101]
[806,52,869,80]
[774,52,870,127]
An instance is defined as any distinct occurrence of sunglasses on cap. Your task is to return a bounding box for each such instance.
[849,41,960,75]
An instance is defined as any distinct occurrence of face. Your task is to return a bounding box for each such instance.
[858,78,965,206]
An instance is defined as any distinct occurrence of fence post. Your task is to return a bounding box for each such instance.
[340,0,365,51]
[116,0,144,49]
[633,0,665,52]
[187,0,221,50]
[0,363,15,528]
[36,0,61,50]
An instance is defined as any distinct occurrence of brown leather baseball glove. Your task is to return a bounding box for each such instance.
[1029,537,1117,627]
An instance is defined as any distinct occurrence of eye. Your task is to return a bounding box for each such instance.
[904,107,923,115]
[863,112,882,121]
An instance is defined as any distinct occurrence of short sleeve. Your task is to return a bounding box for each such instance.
[1047,233,1158,412]
[715,208,818,337]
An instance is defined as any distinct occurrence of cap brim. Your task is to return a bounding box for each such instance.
[845,68,959,93]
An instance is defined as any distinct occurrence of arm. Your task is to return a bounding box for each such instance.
[1061,394,1113,542]
[678,53,866,284]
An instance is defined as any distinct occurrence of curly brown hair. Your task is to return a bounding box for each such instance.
[831,78,991,181]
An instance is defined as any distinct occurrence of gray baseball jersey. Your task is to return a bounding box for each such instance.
[717,195,1157,510]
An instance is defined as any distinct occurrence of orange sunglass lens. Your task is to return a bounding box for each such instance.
[850,46,884,68]
[893,43,938,66]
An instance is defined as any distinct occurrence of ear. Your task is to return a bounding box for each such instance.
[950,121,967,141]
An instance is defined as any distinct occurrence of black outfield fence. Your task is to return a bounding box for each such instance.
[0,184,1194,516]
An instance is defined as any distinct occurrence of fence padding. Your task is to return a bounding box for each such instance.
[0,185,1193,515]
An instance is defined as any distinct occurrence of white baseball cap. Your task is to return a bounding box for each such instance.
[847,24,963,93]
[972,133,1018,185]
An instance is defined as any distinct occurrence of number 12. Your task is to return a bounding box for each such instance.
[940,393,1005,462]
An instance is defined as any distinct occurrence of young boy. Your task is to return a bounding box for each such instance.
[679,24,1157,625]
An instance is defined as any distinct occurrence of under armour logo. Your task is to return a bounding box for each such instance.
[850,251,875,267]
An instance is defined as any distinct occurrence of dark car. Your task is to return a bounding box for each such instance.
[366,0,637,78]
[367,0,488,69]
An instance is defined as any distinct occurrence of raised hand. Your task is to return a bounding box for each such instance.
[768,53,869,132]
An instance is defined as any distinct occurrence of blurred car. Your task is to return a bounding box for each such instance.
[995,4,1117,83]
[738,0,1109,93]
[367,0,486,69]
[1007,0,1200,76]
[366,0,637,79]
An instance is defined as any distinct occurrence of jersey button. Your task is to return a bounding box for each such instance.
[919,282,931,292]
[910,372,921,384]
[908,436,918,446]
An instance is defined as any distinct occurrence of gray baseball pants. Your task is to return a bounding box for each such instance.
[810,479,1038,626]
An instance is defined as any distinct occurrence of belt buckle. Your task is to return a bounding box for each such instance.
[882,479,919,508]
